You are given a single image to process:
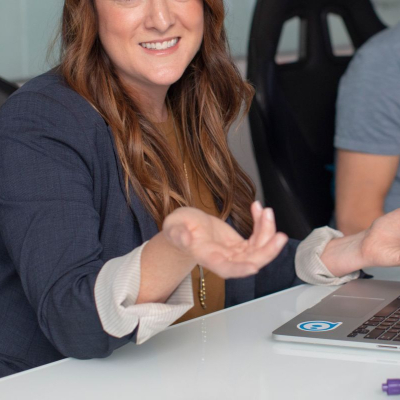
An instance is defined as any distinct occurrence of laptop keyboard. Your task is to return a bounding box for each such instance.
[348,297,400,341]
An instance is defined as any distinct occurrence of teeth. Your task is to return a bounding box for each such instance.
[141,38,178,50]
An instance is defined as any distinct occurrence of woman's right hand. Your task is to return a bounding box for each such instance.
[162,202,288,279]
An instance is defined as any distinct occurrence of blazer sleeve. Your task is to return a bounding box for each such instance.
[255,238,304,298]
[0,91,137,359]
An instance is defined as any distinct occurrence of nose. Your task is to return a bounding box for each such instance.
[144,0,175,33]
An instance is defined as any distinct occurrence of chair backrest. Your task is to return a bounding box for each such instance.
[247,0,386,239]
[0,77,18,108]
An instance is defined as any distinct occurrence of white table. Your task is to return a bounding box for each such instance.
[1,268,400,400]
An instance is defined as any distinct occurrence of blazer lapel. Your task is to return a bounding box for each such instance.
[106,126,158,243]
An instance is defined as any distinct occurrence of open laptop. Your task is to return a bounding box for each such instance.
[273,279,400,352]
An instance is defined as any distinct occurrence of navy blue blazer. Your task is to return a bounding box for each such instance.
[0,71,302,377]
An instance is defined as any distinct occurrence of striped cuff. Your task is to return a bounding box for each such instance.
[295,226,360,285]
[94,242,194,344]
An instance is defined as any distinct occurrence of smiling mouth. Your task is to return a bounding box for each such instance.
[140,37,180,51]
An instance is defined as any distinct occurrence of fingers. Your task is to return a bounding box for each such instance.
[210,260,260,279]
[247,232,288,266]
[249,202,277,248]
[199,247,260,278]
[162,202,287,279]
[194,242,236,266]
[249,201,263,246]
[185,239,256,279]
[197,232,288,279]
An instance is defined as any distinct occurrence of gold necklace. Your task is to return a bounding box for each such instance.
[170,113,207,310]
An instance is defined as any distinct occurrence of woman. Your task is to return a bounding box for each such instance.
[0,0,399,378]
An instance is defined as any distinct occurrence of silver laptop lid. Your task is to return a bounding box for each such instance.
[273,279,400,352]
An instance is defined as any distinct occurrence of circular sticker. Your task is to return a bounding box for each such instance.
[297,321,343,332]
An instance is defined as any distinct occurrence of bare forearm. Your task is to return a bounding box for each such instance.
[335,151,398,236]
[136,232,196,304]
[337,208,384,236]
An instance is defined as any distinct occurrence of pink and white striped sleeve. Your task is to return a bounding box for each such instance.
[94,242,194,344]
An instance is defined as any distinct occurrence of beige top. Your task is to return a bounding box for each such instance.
[156,116,225,324]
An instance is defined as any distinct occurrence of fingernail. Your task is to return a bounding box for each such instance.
[276,234,287,248]
[264,208,274,221]
[254,201,263,211]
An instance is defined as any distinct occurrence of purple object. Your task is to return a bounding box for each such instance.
[383,380,400,395]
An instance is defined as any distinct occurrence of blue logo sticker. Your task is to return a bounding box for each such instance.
[297,321,342,332]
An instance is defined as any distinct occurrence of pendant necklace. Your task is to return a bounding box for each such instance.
[170,113,207,309]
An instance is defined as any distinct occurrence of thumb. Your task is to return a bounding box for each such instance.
[165,224,193,250]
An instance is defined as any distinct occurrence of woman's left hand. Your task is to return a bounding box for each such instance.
[162,201,288,279]
[321,208,400,277]
[359,208,400,268]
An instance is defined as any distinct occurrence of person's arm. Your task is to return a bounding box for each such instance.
[334,35,400,235]
[95,203,291,341]
[0,91,145,359]
[139,203,289,302]
[0,90,289,353]
[335,150,399,235]
[321,207,400,277]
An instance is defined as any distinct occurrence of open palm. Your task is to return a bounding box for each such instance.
[162,202,288,279]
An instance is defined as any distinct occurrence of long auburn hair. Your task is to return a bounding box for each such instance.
[59,0,256,236]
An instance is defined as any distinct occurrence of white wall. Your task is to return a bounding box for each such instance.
[224,0,257,58]
[0,0,63,81]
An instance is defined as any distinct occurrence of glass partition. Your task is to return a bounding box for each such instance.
[225,0,400,59]
[0,0,399,82]
[0,0,62,82]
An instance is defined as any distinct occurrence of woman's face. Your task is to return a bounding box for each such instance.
[95,0,204,94]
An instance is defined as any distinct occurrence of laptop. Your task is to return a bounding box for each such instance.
[273,279,400,352]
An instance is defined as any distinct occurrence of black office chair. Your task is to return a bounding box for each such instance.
[247,0,386,240]
[0,77,18,108]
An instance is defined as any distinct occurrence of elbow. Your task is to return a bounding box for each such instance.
[336,217,364,236]
[40,314,136,361]
[336,218,358,236]
[50,330,133,360]
[62,340,114,360]
[336,208,382,236]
